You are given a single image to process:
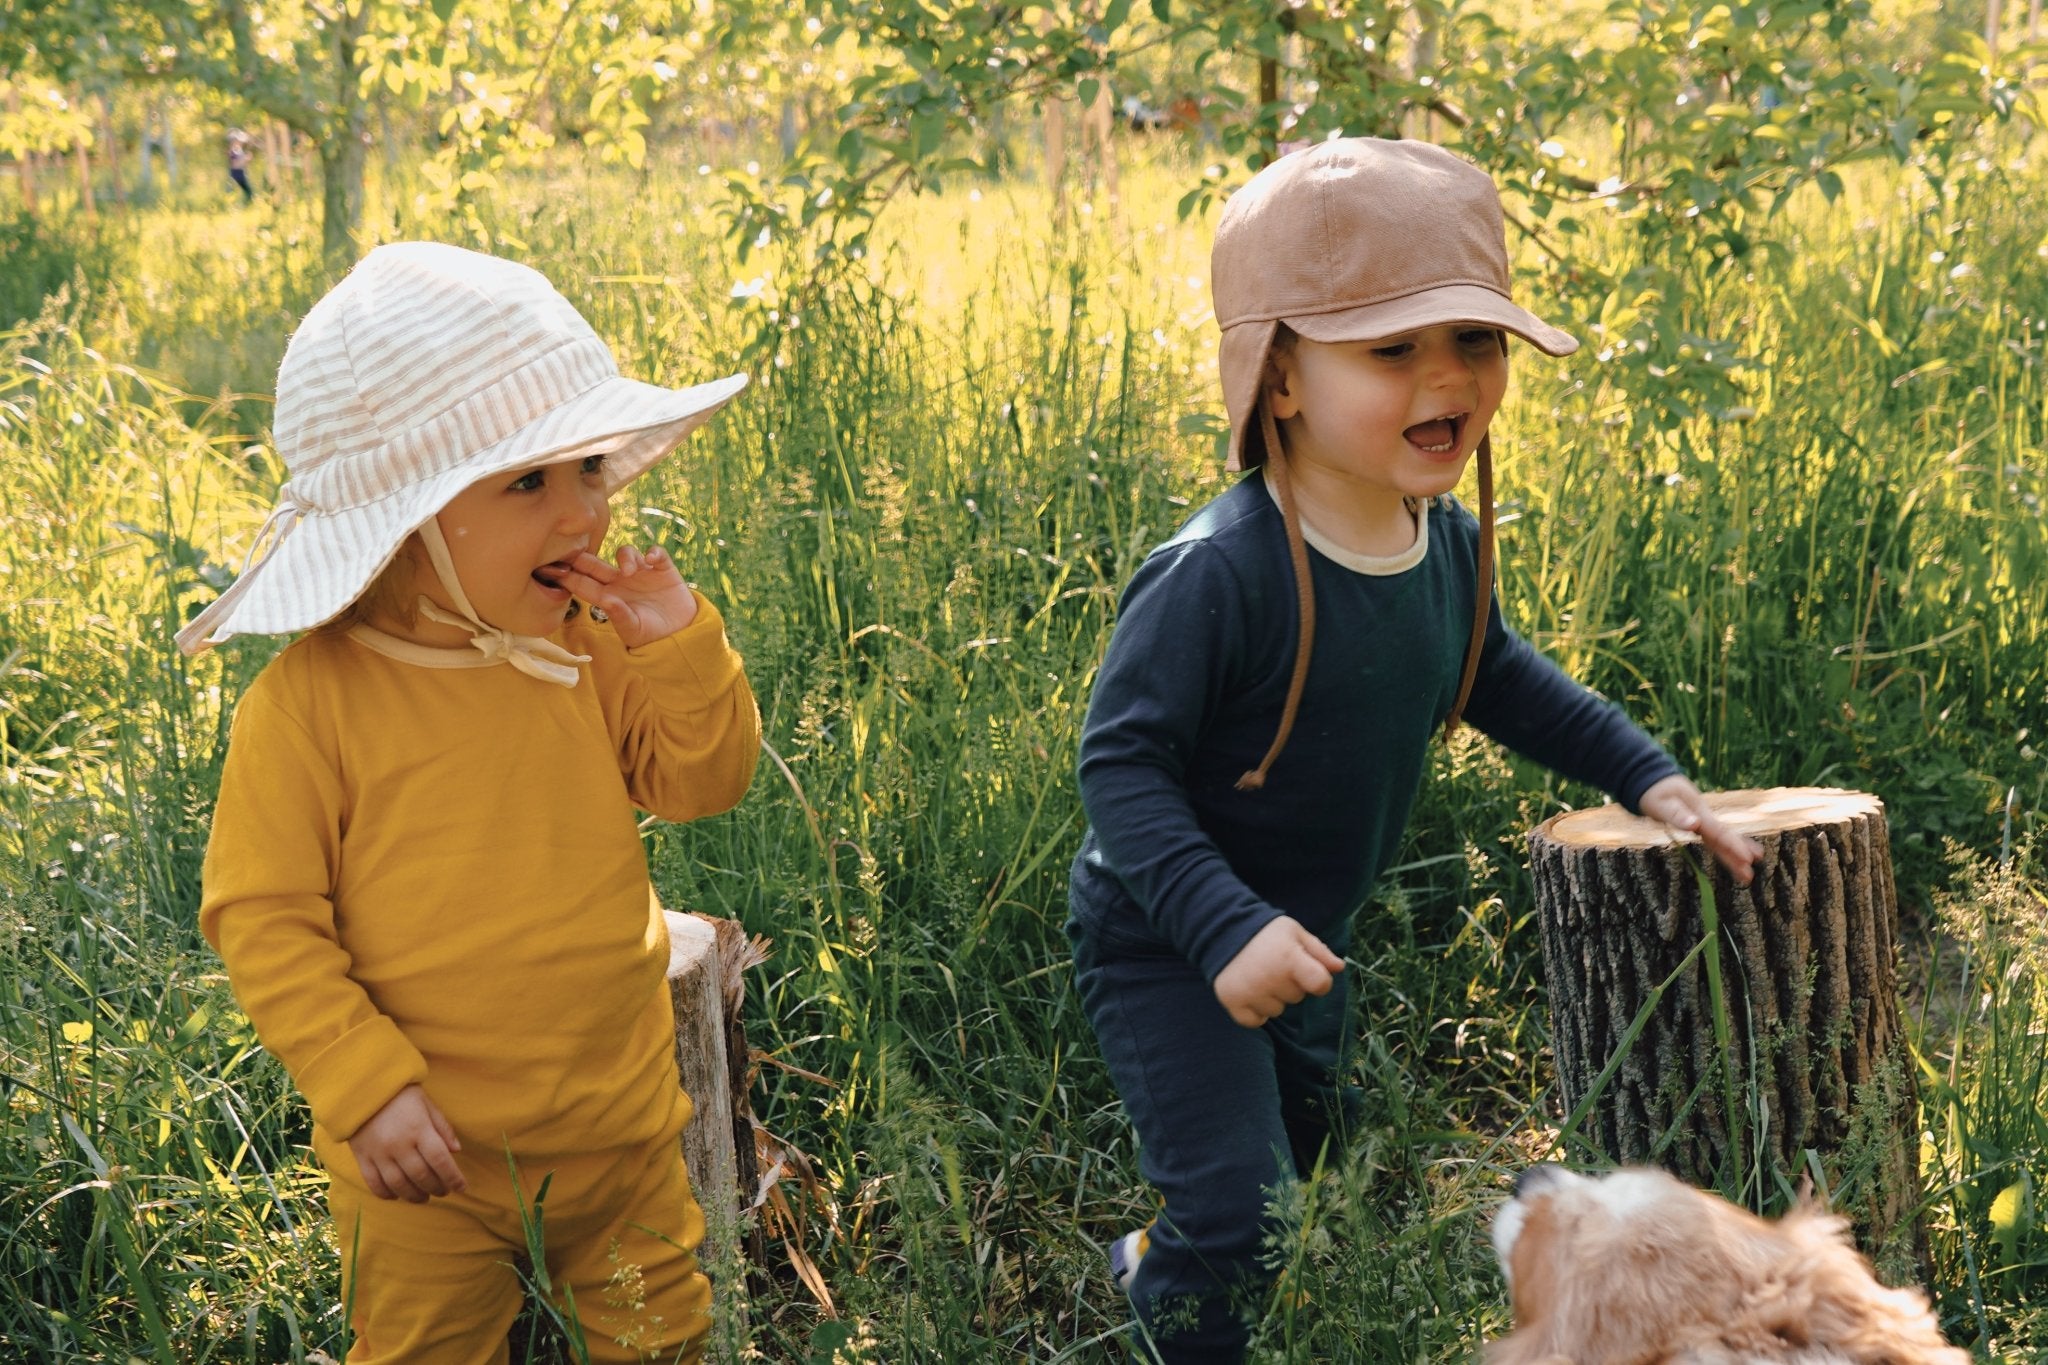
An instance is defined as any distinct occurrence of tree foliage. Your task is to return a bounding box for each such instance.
[5,0,2041,378]
[700,0,2043,429]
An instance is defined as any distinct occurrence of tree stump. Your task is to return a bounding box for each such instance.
[665,911,760,1275]
[1527,788,1921,1273]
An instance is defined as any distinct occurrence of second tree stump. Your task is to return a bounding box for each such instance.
[1527,787,1920,1272]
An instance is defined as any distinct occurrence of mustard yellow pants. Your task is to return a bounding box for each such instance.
[322,1133,712,1364]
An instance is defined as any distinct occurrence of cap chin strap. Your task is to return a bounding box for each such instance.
[1444,432,1494,739]
[1236,399,1316,792]
[1234,405,1494,793]
[416,519,590,688]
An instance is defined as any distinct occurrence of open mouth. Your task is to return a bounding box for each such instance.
[532,560,573,590]
[1403,413,1465,454]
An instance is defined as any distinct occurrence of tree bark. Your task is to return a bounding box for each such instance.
[97,93,125,204]
[665,910,767,1287]
[6,88,35,218]
[315,7,370,271]
[667,913,740,1263]
[1528,787,1921,1275]
[72,120,96,220]
[160,102,177,186]
[319,131,365,271]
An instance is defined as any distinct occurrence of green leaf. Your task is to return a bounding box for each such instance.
[1102,0,1134,34]
[1990,1174,2031,1266]
[169,1007,211,1050]
[911,109,946,161]
[1150,0,1171,19]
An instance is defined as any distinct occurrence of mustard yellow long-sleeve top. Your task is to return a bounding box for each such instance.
[201,600,760,1156]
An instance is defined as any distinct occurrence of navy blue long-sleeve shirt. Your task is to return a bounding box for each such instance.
[1068,471,1680,982]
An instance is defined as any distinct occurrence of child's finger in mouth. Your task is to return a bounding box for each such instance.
[565,550,617,579]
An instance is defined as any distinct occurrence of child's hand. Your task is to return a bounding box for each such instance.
[349,1083,466,1204]
[1213,915,1345,1028]
[543,545,698,647]
[1638,774,1764,886]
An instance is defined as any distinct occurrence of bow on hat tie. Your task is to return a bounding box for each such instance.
[417,520,589,687]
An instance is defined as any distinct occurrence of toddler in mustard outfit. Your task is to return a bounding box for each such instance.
[178,242,760,1363]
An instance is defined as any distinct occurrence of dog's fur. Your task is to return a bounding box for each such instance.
[1487,1166,1968,1365]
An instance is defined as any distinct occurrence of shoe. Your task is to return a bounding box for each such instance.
[1109,1225,1150,1293]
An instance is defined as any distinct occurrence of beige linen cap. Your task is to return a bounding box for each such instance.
[1207,139,1578,785]
[1213,137,1577,471]
[175,241,747,653]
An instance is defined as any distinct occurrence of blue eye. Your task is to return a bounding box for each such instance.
[509,469,544,492]
[1371,342,1414,359]
[1460,329,1504,349]
[581,453,610,477]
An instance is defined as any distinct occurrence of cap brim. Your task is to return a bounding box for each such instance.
[177,370,748,651]
[1218,287,1576,471]
[1285,283,1578,356]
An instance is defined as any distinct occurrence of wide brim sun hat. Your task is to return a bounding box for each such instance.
[1212,137,1577,473]
[176,241,747,653]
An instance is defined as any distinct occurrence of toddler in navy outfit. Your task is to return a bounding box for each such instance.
[1065,138,1764,1363]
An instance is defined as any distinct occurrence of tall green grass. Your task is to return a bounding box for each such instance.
[2,135,2044,1360]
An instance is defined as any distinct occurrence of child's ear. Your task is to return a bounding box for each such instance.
[1265,351,1302,421]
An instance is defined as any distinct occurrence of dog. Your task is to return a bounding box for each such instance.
[1487,1165,1968,1364]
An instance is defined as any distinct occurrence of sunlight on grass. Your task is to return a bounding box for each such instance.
[2,124,2044,1359]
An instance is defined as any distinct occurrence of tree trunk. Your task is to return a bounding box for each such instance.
[664,910,767,1287]
[160,102,177,186]
[317,3,371,270]
[6,88,34,218]
[1527,787,1921,1277]
[318,125,366,272]
[667,913,741,1268]
[72,117,96,220]
[138,103,155,198]
[1258,54,1278,164]
[98,93,125,204]
[1406,3,1440,140]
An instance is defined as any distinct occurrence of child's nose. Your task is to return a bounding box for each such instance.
[1422,341,1479,389]
[555,481,607,532]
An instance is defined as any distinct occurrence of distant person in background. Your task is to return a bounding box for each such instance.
[226,129,253,203]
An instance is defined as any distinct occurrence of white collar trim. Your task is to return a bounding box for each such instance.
[1261,478,1431,576]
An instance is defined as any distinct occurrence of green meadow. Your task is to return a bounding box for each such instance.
[2,133,2045,1361]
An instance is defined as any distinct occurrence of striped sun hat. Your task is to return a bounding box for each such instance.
[174,241,748,654]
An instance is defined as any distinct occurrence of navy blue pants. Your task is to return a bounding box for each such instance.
[1071,918,1356,1364]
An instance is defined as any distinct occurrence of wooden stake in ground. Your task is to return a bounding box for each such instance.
[665,912,768,1276]
[667,914,739,1252]
[1527,787,1920,1273]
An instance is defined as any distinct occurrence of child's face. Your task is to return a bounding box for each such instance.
[420,451,614,638]
[1268,324,1508,510]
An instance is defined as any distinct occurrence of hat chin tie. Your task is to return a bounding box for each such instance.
[416,519,589,688]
